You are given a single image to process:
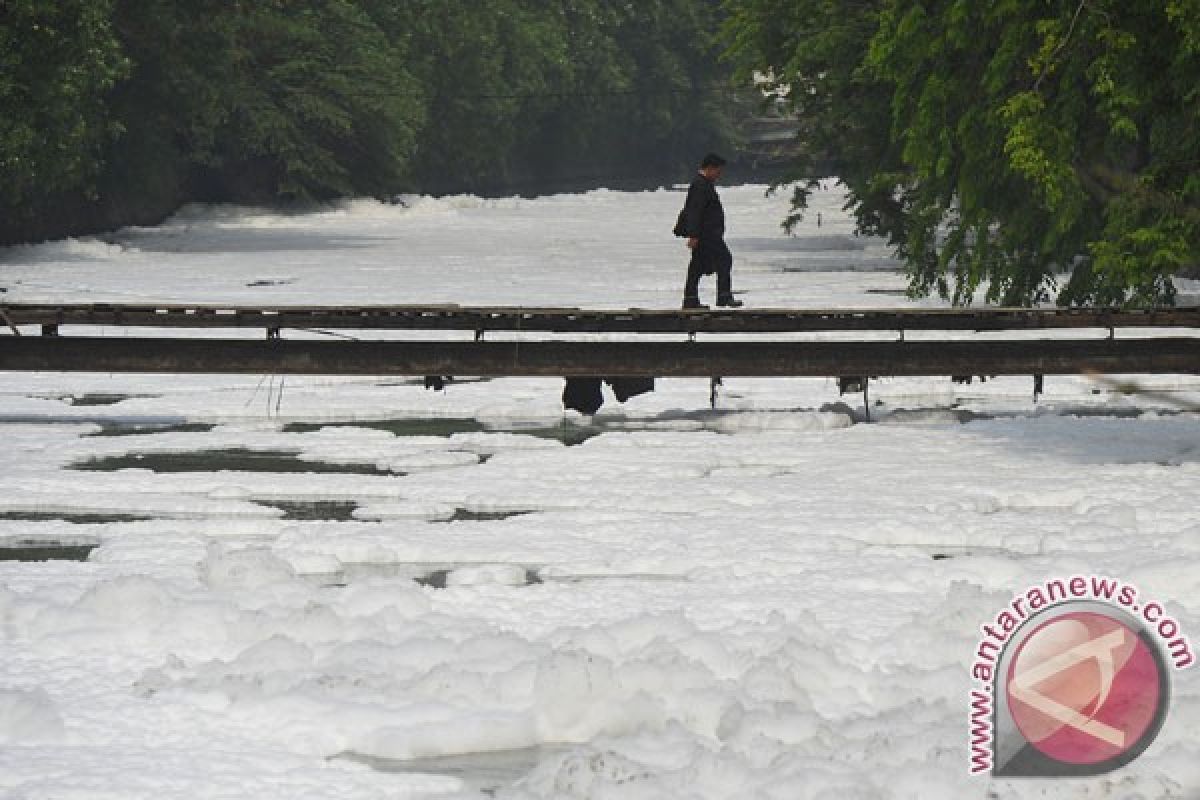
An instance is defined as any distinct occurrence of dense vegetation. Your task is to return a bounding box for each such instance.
[12,1,1194,306]
[724,0,1200,306]
[1,0,736,244]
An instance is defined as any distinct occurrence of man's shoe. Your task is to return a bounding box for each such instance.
[716,296,744,308]
[682,297,708,310]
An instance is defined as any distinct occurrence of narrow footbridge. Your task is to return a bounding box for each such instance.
[1,303,1198,379]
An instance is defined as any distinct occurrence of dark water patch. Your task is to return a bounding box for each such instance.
[28,393,159,407]
[926,549,1016,561]
[439,509,535,523]
[906,545,1025,561]
[1047,406,1145,419]
[416,567,543,589]
[518,424,602,446]
[305,561,544,589]
[876,408,984,425]
[950,406,1179,425]
[0,539,99,562]
[71,449,399,475]
[255,500,360,521]
[245,278,295,287]
[0,415,200,432]
[65,393,157,407]
[85,422,217,438]
[369,377,496,389]
[335,746,561,795]
[284,418,489,437]
[0,511,152,524]
[283,417,607,446]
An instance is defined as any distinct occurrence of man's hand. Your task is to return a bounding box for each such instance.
[687,237,699,250]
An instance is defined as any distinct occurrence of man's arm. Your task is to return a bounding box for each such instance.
[682,179,707,248]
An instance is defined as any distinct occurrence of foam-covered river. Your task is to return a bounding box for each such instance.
[1,184,1197,798]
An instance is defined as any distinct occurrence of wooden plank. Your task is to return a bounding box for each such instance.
[2,336,1197,377]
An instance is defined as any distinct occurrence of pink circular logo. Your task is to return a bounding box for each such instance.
[1006,611,1164,766]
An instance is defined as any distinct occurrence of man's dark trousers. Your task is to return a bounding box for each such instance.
[684,237,733,301]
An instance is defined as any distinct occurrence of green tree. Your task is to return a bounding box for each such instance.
[722,0,897,235]
[0,1,127,229]
[724,0,1200,306]
[108,0,424,204]
[525,0,738,182]
[388,0,574,191]
[391,0,738,191]
[1,0,740,244]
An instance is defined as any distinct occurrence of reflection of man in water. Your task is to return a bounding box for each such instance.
[681,153,741,309]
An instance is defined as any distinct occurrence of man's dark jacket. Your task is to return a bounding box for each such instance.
[680,173,724,241]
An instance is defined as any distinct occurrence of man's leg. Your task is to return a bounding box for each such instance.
[683,252,706,308]
[714,241,742,307]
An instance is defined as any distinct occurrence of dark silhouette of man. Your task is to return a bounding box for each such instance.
[680,153,741,309]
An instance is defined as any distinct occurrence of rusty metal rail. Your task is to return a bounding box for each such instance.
[2,302,1199,334]
[0,303,1198,378]
[0,336,1197,378]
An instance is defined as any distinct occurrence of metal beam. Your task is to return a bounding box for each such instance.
[3,303,1199,334]
[2,336,1196,377]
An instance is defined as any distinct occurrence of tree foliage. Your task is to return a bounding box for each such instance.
[395,0,575,190]
[0,0,738,244]
[108,0,424,204]
[724,0,1200,306]
[392,0,735,191]
[0,1,127,211]
[525,0,737,185]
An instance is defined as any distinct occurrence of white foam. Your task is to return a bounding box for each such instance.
[0,183,1197,799]
[0,689,65,744]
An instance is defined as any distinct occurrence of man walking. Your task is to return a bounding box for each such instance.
[680,153,742,309]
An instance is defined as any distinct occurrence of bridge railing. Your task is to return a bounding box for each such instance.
[3,302,1200,335]
[1,303,1198,379]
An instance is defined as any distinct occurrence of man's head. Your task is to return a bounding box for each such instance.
[699,152,726,181]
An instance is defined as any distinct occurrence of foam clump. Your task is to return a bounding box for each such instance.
[444,564,530,588]
[200,544,298,591]
[0,689,65,744]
